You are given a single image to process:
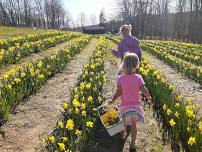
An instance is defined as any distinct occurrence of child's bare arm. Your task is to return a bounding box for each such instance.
[108,85,122,105]
[140,85,152,101]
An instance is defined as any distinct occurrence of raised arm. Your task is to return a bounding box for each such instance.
[111,40,124,58]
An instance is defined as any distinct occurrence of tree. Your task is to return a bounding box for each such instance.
[89,13,97,26]
[99,10,106,26]
[77,12,87,27]
[0,0,69,29]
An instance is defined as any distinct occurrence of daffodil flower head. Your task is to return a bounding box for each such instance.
[167,109,172,116]
[66,119,74,130]
[199,121,202,134]
[86,121,94,128]
[188,137,196,145]
[169,119,176,127]
[58,143,66,151]
[48,136,55,144]
[163,104,167,111]
[58,121,64,128]
[63,102,68,109]
[75,129,82,136]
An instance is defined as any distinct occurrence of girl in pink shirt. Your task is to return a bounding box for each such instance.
[109,52,152,152]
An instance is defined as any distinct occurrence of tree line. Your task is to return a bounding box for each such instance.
[107,0,202,43]
[0,0,70,29]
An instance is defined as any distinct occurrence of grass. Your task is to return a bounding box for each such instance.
[0,26,58,38]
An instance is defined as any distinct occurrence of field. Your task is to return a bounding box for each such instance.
[0,26,201,152]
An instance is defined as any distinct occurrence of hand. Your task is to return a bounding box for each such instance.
[110,49,116,53]
[108,100,113,105]
[147,96,152,108]
[148,96,152,101]
[147,100,152,108]
[108,98,115,105]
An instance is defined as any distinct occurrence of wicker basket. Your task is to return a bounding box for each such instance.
[98,103,125,136]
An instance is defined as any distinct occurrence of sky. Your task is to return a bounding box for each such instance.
[63,0,115,24]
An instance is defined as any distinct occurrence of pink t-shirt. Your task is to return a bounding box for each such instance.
[117,74,145,107]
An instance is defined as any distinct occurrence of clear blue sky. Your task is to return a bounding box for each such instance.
[63,0,115,22]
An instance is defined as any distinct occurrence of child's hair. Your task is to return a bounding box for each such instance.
[120,52,139,74]
[120,24,132,35]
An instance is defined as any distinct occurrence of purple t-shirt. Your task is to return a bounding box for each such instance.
[117,74,145,107]
[112,35,142,59]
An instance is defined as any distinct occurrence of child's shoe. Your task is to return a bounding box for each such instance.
[129,146,136,152]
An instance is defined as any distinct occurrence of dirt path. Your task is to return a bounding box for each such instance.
[0,38,97,152]
[93,40,171,152]
[142,51,202,110]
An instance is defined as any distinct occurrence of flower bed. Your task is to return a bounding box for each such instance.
[44,37,107,152]
[0,35,91,121]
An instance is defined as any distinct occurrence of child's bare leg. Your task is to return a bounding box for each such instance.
[130,123,137,149]
[121,117,126,139]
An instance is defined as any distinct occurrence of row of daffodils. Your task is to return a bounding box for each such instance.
[139,58,202,152]
[44,37,107,152]
[0,35,91,121]
[0,32,79,67]
[109,37,202,152]
[141,41,202,85]
[142,40,202,66]
[0,31,64,49]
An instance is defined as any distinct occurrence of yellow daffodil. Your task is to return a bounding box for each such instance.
[21,72,26,78]
[86,121,94,128]
[37,61,43,68]
[81,103,86,109]
[6,84,12,90]
[81,111,87,117]
[188,137,196,145]
[86,83,91,89]
[169,119,176,127]
[88,96,93,102]
[72,99,80,108]
[68,108,73,114]
[75,108,79,114]
[81,96,85,101]
[90,64,95,69]
[62,137,68,142]
[199,121,202,133]
[98,96,102,103]
[175,111,179,118]
[175,103,180,108]
[38,74,45,79]
[177,96,182,101]
[167,109,172,116]
[63,102,68,109]
[48,136,55,143]
[14,78,21,83]
[74,87,78,94]
[186,108,195,119]
[58,121,64,128]
[58,143,66,151]
[66,119,74,131]
[163,104,167,111]
[75,129,82,136]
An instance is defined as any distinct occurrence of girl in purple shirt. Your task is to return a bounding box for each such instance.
[111,24,142,61]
